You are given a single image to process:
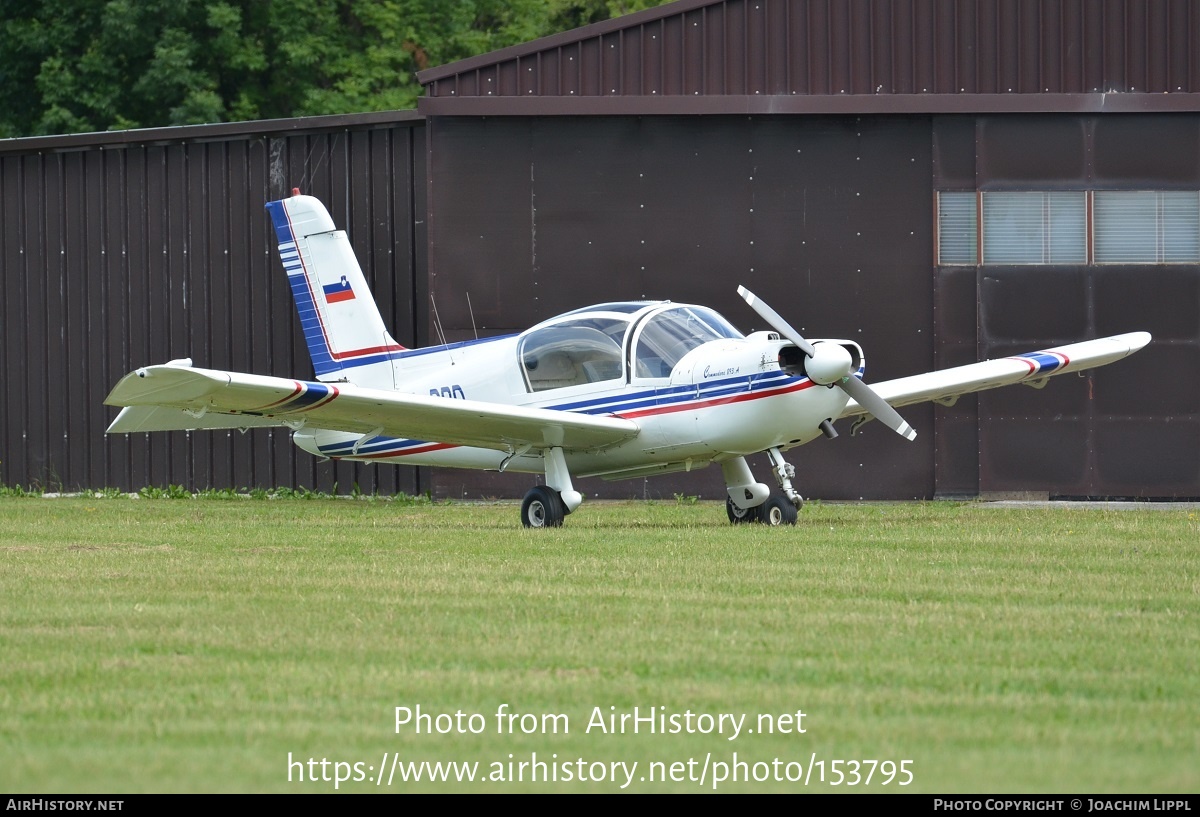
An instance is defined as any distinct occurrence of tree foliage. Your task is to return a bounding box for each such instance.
[0,0,669,138]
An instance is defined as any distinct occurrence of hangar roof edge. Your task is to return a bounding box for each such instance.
[416,0,708,85]
[0,110,423,154]
[417,0,1200,111]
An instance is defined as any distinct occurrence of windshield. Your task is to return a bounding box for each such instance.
[634,306,743,378]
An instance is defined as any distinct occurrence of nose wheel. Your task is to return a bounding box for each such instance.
[727,494,798,526]
[723,448,802,526]
[758,495,798,526]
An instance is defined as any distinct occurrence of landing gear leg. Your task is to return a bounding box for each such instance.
[721,457,771,525]
[766,447,803,510]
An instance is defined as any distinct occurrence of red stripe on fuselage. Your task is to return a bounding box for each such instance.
[330,379,816,460]
[354,442,456,459]
[332,343,407,360]
[615,378,816,420]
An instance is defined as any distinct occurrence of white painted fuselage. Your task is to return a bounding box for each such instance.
[292,321,857,481]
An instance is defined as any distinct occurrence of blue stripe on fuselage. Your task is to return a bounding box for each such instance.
[312,368,841,457]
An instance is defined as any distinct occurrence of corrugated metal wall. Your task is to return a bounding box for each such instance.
[0,115,426,494]
[423,0,1200,101]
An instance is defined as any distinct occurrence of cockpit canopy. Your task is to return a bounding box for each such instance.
[519,302,743,392]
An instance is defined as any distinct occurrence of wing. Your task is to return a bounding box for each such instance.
[838,332,1151,420]
[105,363,639,452]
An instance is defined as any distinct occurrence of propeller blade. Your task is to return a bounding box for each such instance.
[839,374,917,441]
[737,284,917,441]
[737,285,817,358]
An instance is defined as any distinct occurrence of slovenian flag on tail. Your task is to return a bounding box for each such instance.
[323,276,356,303]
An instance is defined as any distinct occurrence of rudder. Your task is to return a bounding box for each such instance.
[266,190,405,389]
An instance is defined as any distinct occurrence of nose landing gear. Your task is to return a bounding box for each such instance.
[722,448,803,526]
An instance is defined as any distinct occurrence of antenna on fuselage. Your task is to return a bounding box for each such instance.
[429,291,454,363]
[466,292,479,340]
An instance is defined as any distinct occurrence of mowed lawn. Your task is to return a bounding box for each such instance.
[0,497,1196,793]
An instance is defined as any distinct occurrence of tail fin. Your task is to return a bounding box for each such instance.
[266,190,404,389]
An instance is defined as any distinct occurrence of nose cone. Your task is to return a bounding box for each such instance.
[805,342,854,386]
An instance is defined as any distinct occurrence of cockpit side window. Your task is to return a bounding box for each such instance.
[634,307,743,379]
[520,318,628,392]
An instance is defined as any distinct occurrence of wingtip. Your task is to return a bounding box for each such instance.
[1128,331,1152,353]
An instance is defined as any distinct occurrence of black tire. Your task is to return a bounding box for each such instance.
[758,495,799,526]
[521,486,565,528]
[726,496,758,524]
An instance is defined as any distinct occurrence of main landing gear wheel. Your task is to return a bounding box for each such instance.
[726,496,758,524]
[758,495,799,526]
[521,486,565,528]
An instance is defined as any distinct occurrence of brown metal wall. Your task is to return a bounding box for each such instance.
[0,116,427,494]
[426,114,937,501]
[423,0,1200,101]
[933,113,1200,498]
[414,0,1198,501]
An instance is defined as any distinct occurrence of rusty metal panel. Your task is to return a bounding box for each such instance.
[932,115,976,187]
[827,0,851,94]
[935,112,1199,499]
[419,0,1200,115]
[978,115,1089,184]
[425,114,936,501]
[1168,0,1198,92]
[1092,115,1200,185]
[1,156,26,486]
[0,117,426,494]
[932,267,980,497]
[1096,421,1200,494]
[978,263,1200,498]
[1060,0,1085,94]
[805,0,831,95]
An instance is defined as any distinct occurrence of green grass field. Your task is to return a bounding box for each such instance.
[1,497,1196,793]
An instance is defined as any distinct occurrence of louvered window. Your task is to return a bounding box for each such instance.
[937,192,977,265]
[982,192,1086,264]
[1094,191,1200,264]
[937,189,1200,266]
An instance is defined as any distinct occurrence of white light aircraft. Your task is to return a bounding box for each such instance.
[105,191,1151,527]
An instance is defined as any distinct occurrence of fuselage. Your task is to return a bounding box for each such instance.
[292,301,859,480]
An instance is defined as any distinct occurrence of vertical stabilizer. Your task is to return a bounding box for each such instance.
[266,191,404,389]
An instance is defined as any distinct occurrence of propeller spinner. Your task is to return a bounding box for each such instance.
[737,285,917,441]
